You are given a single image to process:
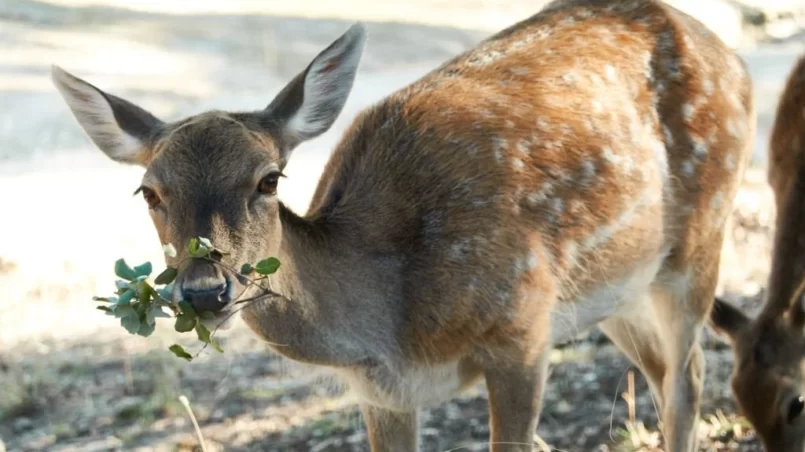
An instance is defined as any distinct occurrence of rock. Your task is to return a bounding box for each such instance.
[12,416,33,432]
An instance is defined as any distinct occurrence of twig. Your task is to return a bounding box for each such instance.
[627,369,636,425]
[179,395,208,452]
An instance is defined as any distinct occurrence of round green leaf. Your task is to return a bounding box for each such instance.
[240,263,252,275]
[178,300,196,317]
[174,314,197,333]
[121,315,141,334]
[147,306,172,324]
[136,321,156,337]
[254,257,281,275]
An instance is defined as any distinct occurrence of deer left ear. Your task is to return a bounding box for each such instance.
[710,296,750,343]
[259,23,367,159]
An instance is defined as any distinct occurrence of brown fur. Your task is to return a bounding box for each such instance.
[711,54,805,451]
[53,1,754,450]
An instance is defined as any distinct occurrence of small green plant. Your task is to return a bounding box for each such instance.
[94,237,281,362]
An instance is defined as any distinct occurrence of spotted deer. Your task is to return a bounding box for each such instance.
[51,0,754,450]
[710,54,805,451]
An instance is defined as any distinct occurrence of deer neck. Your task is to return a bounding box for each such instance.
[240,203,404,368]
[762,165,805,324]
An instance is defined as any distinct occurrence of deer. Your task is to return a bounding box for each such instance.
[50,0,755,450]
[709,53,805,451]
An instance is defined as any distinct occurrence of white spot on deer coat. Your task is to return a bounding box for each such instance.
[605,65,617,82]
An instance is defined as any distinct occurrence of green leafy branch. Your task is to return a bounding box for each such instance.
[94,237,282,361]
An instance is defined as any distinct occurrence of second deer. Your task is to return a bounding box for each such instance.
[711,54,805,451]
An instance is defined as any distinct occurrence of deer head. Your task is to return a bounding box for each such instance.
[51,24,367,319]
[711,284,805,451]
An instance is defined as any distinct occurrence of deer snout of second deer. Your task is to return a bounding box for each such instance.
[174,258,238,316]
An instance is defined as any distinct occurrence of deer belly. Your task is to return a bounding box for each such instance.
[339,359,480,411]
[549,250,668,344]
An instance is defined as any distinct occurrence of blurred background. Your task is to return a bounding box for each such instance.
[1,0,804,450]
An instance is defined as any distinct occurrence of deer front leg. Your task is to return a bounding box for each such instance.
[484,347,551,452]
[361,404,420,452]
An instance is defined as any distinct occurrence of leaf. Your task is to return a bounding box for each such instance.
[240,263,252,275]
[112,305,136,319]
[163,243,177,258]
[121,315,141,334]
[188,237,212,258]
[156,283,175,302]
[133,262,153,278]
[188,237,199,254]
[93,296,112,303]
[169,344,193,361]
[136,321,155,337]
[147,306,172,324]
[155,267,178,285]
[178,300,196,317]
[174,314,197,333]
[254,257,281,275]
[96,306,112,312]
[114,259,137,281]
[115,280,129,291]
[195,323,223,353]
[117,290,136,307]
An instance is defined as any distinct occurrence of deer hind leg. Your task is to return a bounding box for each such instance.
[597,295,668,415]
[483,345,551,452]
[649,248,722,452]
[361,405,420,452]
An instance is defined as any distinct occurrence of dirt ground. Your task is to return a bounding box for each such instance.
[0,0,800,450]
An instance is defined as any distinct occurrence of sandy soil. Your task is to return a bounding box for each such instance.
[0,0,802,451]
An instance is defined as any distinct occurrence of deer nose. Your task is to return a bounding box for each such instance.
[182,282,230,313]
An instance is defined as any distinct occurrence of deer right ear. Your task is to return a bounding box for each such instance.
[50,65,164,167]
[710,296,750,342]
[261,23,367,157]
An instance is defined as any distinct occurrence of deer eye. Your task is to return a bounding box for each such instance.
[139,186,160,208]
[257,173,282,195]
[787,396,805,424]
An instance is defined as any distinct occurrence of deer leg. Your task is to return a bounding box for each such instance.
[483,346,551,452]
[361,404,420,452]
[651,254,720,452]
[598,296,668,415]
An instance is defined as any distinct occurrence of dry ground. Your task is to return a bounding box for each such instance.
[0,0,801,450]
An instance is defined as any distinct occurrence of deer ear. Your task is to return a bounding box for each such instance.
[710,296,750,342]
[261,23,366,156]
[51,65,164,166]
